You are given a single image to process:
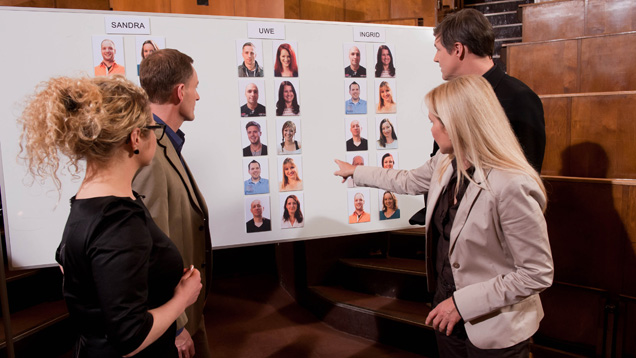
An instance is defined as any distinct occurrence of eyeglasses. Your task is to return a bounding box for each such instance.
[144,123,166,141]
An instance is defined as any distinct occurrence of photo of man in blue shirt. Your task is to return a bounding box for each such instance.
[244,160,269,195]
[345,81,367,114]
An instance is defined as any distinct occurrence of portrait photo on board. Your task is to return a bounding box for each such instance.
[376,115,398,149]
[243,157,270,195]
[344,117,369,152]
[344,79,367,115]
[278,155,303,192]
[92,35,125,77]
[373,43,396,78]
[236,39,264,77]
[343,43,367,78]
[239,79,266,117]
[135,36,165,75]
[345,152,368,188]
[280,192,305,229]
[378,190,400,220]
[375,78,397,114]
[273,41,299,77]
[275,79,301,116]
[245,195,272,233]
[241,118,268,157]
[377,150,399,169]
[348,188,371,224]
[276,118,302,155]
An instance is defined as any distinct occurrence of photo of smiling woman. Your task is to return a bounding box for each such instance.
[276,80,300,116]
[279,156,303,192]
[377,116,398,149]
[281,193,305,229]
[376,79,397,113]
[136,37,164,75]
[277,119,302,154]
[374,44,396,78]
[379,191,400,220]
[274,42,299,77]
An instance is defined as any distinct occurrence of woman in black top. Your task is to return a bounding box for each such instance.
[18,76,202,357]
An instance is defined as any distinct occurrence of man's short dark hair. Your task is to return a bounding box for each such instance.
[349,81,359,90]
[433,9,494,58]
[140,49,194,104]
[248,160,260,170]
[245,121,261,131]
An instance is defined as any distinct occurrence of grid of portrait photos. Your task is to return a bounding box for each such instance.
[238,39,306,233]
[91,35,166,80]
[343,42,401,223]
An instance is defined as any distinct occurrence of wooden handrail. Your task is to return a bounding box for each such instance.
[542,175,636,186]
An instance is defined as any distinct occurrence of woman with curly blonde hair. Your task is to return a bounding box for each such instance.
[19,75,201,358]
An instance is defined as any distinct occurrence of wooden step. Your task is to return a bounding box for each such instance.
[310,286,432,328]
[0,299,68,348]
[340,257,426,277]
[505,31,636,95]
[538,92,636,178]
[520,0,636,42]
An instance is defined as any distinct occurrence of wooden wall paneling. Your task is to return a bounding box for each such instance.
[586,0,636,36]
[298,0,344,22]
[390,0,436,25]
[170,0,234,16]
[110,0,170,13]
[543,178,625,291]
[534,283,607,356]
[0,0,55,7]
[620,185,636,297]
[616,296,636,357]
[570,94,636,179]
[234,0,285,18]
[521,0,585,42]
[366,18,420,26]
[540,96,570,176]
[284,0,300,19]
[579,32,636,93]
[506,40,578,95]
[56,0,109,9]
[345,0,390,22]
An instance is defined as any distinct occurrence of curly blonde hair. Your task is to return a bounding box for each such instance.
[18,75,151,191]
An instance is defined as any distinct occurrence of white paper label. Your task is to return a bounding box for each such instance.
[248,22,285,39]
[353,27,386,42]
[105,16,151,34]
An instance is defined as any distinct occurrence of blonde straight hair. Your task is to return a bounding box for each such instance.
[424,75,546,206]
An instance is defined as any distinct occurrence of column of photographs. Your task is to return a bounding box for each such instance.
[239,40,305,233]
[344,43,401,224]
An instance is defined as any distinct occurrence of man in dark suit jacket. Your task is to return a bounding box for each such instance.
[133,49,212,358]
[431,9,545,172]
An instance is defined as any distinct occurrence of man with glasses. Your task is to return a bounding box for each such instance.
[133,49,212,358]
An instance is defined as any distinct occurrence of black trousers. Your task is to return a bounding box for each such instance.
[435,331,530,358]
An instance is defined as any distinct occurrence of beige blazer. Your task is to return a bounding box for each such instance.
[133,133,212,334]
[354,152,553,349]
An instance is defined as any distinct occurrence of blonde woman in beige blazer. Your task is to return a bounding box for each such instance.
[335,75,553,356]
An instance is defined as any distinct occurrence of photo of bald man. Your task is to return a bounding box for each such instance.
[344,43,366,78]
[240,80,266,117]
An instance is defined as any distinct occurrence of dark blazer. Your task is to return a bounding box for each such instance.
[243,144,268,156]
[483,64,545,172]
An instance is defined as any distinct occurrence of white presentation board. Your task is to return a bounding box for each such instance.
[0,7,443,269]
